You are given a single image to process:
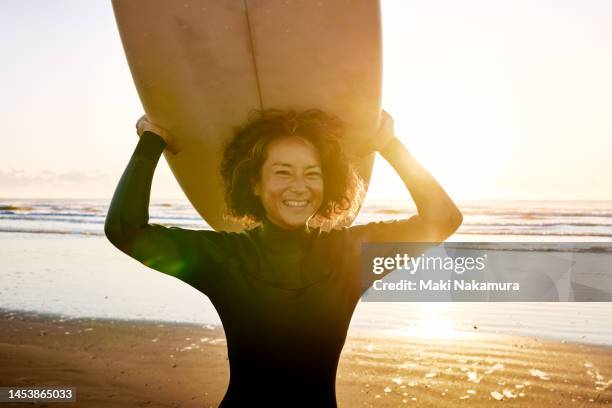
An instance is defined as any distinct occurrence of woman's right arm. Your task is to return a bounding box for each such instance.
[104,131,226,293]
[104,130,166,250]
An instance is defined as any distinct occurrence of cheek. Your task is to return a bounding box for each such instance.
[265,179,286,194]
[311,181,324,202]
[261,179,286,202]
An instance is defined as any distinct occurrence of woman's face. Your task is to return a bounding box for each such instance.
[254,136,324,229]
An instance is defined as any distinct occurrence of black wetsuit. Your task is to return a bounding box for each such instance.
[104,131,422,407]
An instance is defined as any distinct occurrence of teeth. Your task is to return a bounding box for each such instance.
[283,200,308,208]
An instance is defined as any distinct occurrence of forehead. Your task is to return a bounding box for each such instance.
[265,136,321,165]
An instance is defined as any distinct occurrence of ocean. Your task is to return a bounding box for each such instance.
[1,198,611,345]
[2,198,612,239]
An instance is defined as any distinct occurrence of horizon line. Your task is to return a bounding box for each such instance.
[2,197,612,204]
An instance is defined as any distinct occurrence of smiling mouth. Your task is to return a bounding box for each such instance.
[283,200,309,208]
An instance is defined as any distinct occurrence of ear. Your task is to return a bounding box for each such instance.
[252,178,261,196]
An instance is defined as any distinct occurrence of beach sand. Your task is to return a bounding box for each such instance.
[0,310,610,407]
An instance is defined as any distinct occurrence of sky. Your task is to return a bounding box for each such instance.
[1,0,611,202]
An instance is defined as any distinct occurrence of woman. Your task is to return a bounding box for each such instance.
[104,109,462,407]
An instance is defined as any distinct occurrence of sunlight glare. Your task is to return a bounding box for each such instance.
[389,303,473,340]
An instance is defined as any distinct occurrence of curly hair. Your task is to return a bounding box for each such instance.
[220,109,365,230]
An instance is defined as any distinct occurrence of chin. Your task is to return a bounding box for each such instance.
[271,203,320,229]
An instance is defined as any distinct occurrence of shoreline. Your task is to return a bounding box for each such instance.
[1,309,610,407]
[2,306,612,351]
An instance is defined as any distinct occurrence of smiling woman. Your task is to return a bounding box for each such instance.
[220,109,364,230]
[104,108,462,407]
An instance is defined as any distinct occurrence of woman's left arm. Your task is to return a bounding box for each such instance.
[378,133,463,242]
[354,111,463,243]
[344,112,463,298]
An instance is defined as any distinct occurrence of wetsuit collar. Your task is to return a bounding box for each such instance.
[259,216,311,244]
[247,216,328,290]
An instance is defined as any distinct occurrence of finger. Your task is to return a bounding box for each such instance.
[167,143,179,155]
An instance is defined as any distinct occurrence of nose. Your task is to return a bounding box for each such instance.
[289,177,307,194]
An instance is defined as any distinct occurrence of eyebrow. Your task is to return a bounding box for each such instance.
[271,162,321,170]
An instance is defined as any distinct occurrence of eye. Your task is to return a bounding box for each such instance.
[275,170,291,176]
[306,171,322,179]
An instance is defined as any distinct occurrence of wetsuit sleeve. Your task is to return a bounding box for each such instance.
[104,131,226,296]
[343,217,441,296]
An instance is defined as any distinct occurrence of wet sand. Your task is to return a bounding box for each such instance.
[0,310,610,407]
